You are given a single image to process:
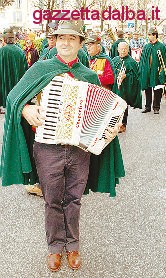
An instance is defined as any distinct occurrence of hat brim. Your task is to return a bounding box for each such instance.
[53,29,85,38]
[148,32,158,35]
[4,31,15,38]
[46,34,56,38]
[85,39,101,44]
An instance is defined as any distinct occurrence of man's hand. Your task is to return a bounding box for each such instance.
[22,105,45,126]
[104,123,122,142]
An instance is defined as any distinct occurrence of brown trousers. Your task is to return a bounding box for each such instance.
[33,142,91,253]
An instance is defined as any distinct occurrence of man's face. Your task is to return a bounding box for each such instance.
[125,32,130,39]
[133,33,139,40]
[148,33,156,43]
[56,34,82,61]
[86,42,101,56]
[118,44,129,58]
[47,35,56,48]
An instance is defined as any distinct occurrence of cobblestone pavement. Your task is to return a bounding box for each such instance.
[0,96,166,278]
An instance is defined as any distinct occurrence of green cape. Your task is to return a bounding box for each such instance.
[0,57,125,197]
[139,41,166,90]
[39,47,51,60]
[112,55,142,108]
[0,44,28,107]
[39,38,48,55]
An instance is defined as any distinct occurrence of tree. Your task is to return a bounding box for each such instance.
[35,0,59,10]
[33,0,61,31]
[0,0,14,10]
[32,0,164,35]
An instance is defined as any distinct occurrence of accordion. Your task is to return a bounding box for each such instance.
[35,74,127,155]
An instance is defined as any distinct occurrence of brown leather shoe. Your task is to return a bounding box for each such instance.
[25,184,43,197]
[66,251,81,270]
[119,125,126,133]
[47,253,62,272]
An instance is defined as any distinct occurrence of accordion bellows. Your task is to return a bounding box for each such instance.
[35,74,127,155]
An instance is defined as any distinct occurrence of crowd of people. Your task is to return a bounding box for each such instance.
[0,25,165,114]
[0,20,165,272]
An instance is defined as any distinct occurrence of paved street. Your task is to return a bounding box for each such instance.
[0,96,166,278]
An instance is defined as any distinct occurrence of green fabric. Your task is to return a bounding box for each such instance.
[139,41,166,90]
[39,47,51,60]
[47,46,57,58]
[78,48,89,67]
[0,44,28,107]
[112,55,142,108]
[39,38,48,55]
[48,47,89,67]
[86,136,125,197]
[15,42,22,48]
[0,56,125,197]
[101,45,106,54]
[82,43,88,54]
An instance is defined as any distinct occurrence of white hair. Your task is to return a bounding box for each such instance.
[118,42,129,50]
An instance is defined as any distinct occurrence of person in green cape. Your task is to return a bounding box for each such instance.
[109,30,125,58]
[86,34,114,89]
[25,32,89,197]
[39,32,57,60]
[0,20,124,272]
[112,42,142,133]
[139,27,166,114]
[109,30,131,58]
[0,29,28,114]
[85,34,125,196]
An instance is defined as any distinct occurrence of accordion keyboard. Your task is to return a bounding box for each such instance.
[35,74,127,155]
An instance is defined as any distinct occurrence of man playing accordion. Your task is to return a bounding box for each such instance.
[0,20,125,272]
